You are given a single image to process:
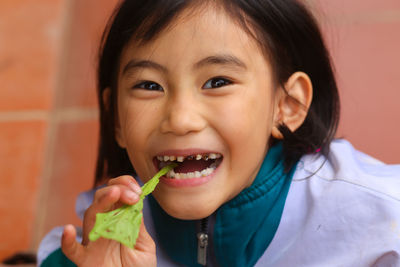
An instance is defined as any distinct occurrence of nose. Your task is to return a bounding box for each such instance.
[160,94,206,136]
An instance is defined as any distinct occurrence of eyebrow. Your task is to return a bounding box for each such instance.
[122,59,168,75]
[122,54,247,76]
[193,54,247,70]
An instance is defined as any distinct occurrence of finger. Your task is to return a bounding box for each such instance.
[120,217,157,267]
[94,184,140,207]
[134,217,156,254]
[62,224,85,266]
[82,186,121,245]
[92,185,121,207]
[83,185,140,245]
[108,175,142,195]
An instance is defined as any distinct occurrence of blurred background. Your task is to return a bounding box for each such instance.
[0,0,399,264]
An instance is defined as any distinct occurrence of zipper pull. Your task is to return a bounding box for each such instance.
[197,232,208,266]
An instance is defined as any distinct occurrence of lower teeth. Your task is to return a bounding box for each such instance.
[166,166,215,179]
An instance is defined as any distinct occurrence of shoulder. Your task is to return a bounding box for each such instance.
[291,139,400,227]
[260,140,400,266]
[294,139,400,201]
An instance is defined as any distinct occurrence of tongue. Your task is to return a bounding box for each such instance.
[174,159,212,173]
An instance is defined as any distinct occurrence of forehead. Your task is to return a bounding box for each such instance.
[118,5,270,72]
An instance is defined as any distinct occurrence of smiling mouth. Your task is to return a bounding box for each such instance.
[155,153,223,179]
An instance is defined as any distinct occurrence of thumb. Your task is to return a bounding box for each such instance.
[133,218,156,254]
[61,224,85,265]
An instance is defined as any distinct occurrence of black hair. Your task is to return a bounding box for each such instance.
[95,0,340,185]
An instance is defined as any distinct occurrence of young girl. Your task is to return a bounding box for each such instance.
[38,0,400,266]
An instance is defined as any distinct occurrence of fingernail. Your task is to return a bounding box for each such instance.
[129,182,142,195]
[125,190,139,202]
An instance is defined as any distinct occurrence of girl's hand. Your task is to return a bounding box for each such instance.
[61,176,157,267]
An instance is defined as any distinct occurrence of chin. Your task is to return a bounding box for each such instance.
[166,208,214,220]
[154,193,218,220]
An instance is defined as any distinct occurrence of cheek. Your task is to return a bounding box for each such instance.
[215,92,273,146]
[118,101,162,179]
[117,99,160,156]
[214,92,273,187]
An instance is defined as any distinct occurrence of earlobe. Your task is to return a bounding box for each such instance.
[103,88,127,148]
[275,72,313,133]
[271,126,284,139]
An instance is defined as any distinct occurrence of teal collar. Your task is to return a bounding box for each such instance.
[149,143,297,267]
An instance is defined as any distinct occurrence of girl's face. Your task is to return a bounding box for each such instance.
[116,7,281,219]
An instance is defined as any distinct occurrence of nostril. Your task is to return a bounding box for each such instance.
[159,104,207,136]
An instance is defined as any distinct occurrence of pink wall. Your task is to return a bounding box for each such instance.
[0,0,118,261]
[0,0,399,261]
[312,0,400,163]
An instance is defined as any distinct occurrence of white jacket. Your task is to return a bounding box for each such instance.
[38,140,400,266]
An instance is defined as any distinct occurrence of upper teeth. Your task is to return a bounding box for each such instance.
[157,153,221,162]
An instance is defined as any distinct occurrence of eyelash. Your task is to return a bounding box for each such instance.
[202,77,232,89]
[133,81,163,91]
[132,77,233,91]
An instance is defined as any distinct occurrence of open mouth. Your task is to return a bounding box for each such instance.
[155,152,223,179]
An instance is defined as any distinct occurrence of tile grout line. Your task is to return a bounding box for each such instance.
[0,111,49,122]
[0,108,98,122]
[30,0,76,251]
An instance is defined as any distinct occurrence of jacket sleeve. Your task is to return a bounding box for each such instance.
[40,248,76,267]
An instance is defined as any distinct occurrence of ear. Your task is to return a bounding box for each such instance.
[102,88,127,148]
[271,72,313,139]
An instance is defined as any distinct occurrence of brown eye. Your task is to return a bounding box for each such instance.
[202,77,232,89]
[133,81,163,91]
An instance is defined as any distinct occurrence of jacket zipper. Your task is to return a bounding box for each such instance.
[197,218,209,266]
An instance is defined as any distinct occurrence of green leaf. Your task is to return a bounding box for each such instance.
[141,163,177,197]
[88,163,177,248]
